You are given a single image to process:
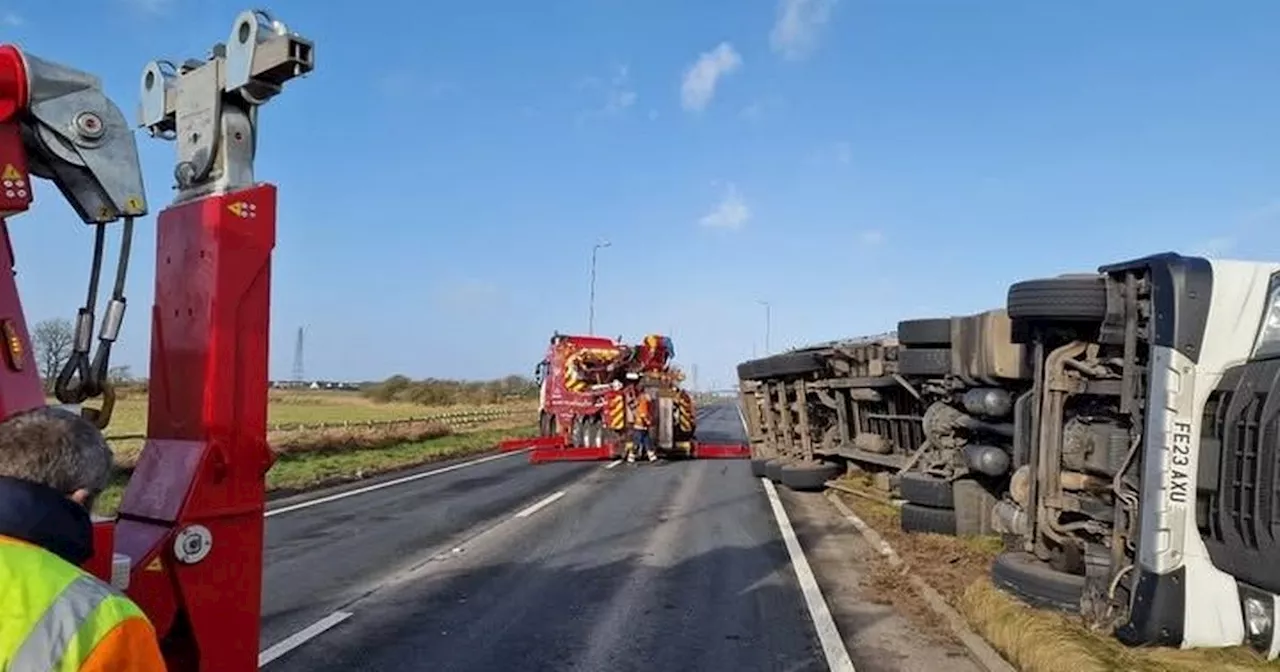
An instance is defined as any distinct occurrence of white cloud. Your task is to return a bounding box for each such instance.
[770,0,837,61]
[578,64,638,120]
[859,230,885,246]
[2,11,22,26]
[680,42,742,112]
[699,183,750,230]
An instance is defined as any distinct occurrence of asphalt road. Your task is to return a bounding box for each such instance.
[259,402,975,671]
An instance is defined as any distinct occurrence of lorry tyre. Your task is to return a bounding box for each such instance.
[764,458,789,483]
[953,477,998,536]
[747,352,824,380]
[897,318,952,347]
[900,503,956,535]
[780,461,841,492]
[990,552,1085,613]
[898,472,953,509]
[750,457,771,478]
[539,412,552,437]
[1006,276,1107,322]
[898,348,951,377]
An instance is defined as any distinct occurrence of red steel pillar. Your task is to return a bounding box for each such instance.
[107,11,314,670]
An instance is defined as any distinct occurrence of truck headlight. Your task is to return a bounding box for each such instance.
[1253,281,1280,359]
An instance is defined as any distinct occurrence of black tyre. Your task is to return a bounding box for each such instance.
[1006,276,1107,322]
[738,352,824,381]
[953,478,998,536]
[780,461,842,491]
[898,348,950,377]
[897,318,952,347]
[538,412,552,437]
[901,503,956,535]
[750,457,771,478]
[991,552,1085,613]
[764,459,788,483]
[899,472,953,509]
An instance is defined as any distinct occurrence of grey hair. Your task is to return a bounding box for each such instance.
[0,406,113,498]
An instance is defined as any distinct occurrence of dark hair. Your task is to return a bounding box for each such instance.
[0,406,113,501]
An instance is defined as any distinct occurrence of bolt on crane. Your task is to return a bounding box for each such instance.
[0,9,313,670]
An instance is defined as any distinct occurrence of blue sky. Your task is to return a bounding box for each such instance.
[4,1,1280,389]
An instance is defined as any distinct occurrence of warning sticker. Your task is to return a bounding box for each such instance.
[145,557,163,572]
[227,201,258,219]
[1,164,21,181]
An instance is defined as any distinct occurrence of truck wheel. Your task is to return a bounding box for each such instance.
[1006,276,1107,322]
[764,458,789,483]
[900,503,956,535]
[539,412,552,437]
[780,461,842,491]
[990,552,1085,613]
[898,472,953,509]
[742,352,824,380]
[897,318,952,347]
[953,477,998,536]
[898,348,951,377]
[750,458,771,477]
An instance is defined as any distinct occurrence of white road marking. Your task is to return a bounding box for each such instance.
[604,459,622,469]
[514,490,566,518]
[762,478,857,672]
[258,611,353,667]
[266,449,527,518]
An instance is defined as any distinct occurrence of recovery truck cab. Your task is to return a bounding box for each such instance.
[991,252,1280,658]
[534,332,696,457]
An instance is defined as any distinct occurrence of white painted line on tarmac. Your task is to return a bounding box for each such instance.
[514,490,566,518]
[258,610,353,667]
[265,450,527,518]
[604,459,622,469]
[762,478,857,672]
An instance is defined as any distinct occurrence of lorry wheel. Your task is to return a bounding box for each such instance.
[539,412,552,437]
[897,318,952,347]
[780,461,842,492]
[898,472,953,509]
[750,457,771,477]
[1006,276,1107,322]
[743,352,824,380]
[990,552,1085,613]
[764,459,789,483]
[898,348,951,376]
[953,477,998,536]
[900,503,956,535]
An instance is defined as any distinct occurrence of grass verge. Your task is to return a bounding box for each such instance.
[94,423,537,516]
[831,477,1280,672]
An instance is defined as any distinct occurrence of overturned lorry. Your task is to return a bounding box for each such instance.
[990,252,1280,658]
[737,310,1033,536]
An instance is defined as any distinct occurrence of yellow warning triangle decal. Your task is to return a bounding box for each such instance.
[1,164,21,181]
[144,557,163,572]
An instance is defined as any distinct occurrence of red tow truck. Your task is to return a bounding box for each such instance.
[1,10,312,670]
[506,332,749,462]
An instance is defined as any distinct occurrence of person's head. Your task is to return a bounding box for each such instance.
[0,406,113,511]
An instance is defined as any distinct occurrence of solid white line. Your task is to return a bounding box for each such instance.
[514,490,565,518]
[604,459,622,469]
[762,478,857,672]
[265,450,527,518]
[258,610,353,667]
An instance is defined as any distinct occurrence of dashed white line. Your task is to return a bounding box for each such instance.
[762,478,857,672]
[258,611,353,667]
[604,459,622,469]
[265,449,527,517]
[514,490,566,518]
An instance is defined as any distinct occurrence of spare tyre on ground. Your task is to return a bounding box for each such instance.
[779,461,842,491]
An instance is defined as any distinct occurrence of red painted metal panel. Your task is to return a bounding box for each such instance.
[498,435,564,452]
[113,184,277,671]
[529,444,617,463]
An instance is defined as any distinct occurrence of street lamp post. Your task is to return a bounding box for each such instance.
[589,241,611,334]
[757,300,771,354]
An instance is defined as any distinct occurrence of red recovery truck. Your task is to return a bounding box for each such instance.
[1,10,313,670]
[506,332,749,462]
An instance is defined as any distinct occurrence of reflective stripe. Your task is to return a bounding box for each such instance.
[10,575,113,672]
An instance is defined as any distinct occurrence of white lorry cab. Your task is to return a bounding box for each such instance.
[991,252,1280,657]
